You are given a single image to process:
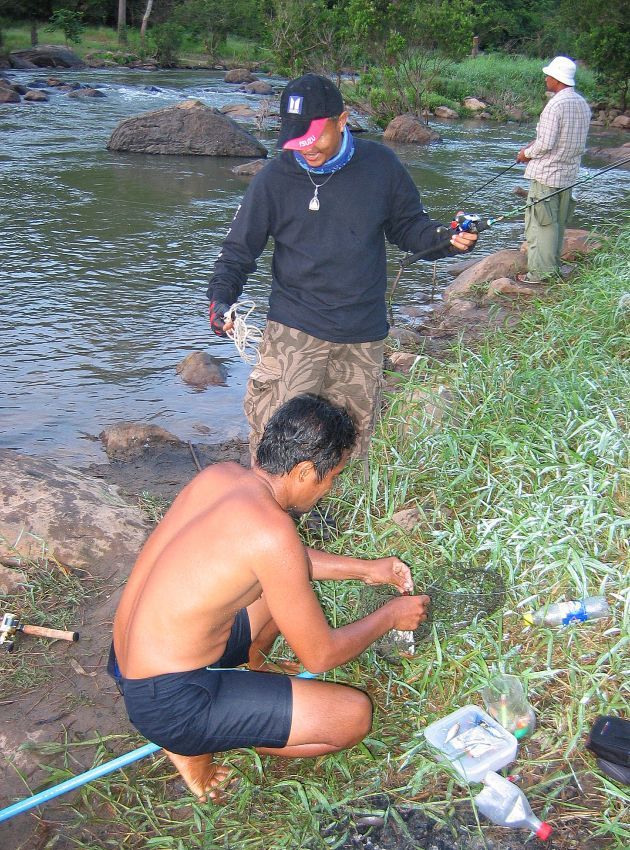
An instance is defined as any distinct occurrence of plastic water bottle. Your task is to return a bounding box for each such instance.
[523,596,609,627]
[474,772,552,840]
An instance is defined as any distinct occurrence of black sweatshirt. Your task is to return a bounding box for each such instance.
[207,137,457,343]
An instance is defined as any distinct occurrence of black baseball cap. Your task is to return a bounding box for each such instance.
[278,74,344,150]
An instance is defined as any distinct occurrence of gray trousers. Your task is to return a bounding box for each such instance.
[525,180,575,280]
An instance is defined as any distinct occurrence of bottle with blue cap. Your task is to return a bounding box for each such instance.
[524,596,609,627]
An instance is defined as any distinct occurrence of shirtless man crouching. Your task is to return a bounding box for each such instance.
[110,394,430,801]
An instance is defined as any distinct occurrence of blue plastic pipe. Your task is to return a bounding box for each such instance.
[0,670,317,824]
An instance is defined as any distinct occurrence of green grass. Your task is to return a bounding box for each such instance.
[349,52,604,122]
[19,228,628,848]
[0,23,267,68]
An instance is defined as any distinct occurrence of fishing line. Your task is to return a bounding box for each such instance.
[459,160,520,205]
[225,299,263,365]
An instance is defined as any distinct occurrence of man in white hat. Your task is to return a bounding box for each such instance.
[516,56,591,283]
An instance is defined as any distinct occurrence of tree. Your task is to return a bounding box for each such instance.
[45,9,85,46]
[410,0,475,60]
[118,0,127,44]
[266,0,332,76]
[173,0,233,59]
[560,0,629,108]
[140,0,154,46]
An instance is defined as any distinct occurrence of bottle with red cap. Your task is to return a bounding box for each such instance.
[474,771,553,840]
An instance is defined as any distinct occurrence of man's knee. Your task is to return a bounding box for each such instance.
[344,688,373,746]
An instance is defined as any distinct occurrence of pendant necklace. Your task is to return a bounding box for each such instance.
[306,170,334,211]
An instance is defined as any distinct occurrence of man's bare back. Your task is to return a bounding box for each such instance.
[114,462,300,678]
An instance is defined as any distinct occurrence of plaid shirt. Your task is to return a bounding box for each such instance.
[525,88,591,188]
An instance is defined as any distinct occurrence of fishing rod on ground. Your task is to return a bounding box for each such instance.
[387,154,630,310]
[0,670,317,824]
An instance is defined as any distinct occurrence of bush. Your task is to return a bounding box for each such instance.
[45,9,85,47]
[150,23,185,67]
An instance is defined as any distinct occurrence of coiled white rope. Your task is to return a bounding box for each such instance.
[225,299,263,365]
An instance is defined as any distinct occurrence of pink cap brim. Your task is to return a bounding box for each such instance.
[282,117,329,150]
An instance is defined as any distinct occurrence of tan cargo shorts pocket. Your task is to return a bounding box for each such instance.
[243,359,282,434]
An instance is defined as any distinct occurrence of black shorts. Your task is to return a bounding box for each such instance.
[108,609,293,756]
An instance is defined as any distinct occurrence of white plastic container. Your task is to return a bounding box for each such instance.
[424,705,518,783]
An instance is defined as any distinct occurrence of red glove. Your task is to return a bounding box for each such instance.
[208,300,231,337]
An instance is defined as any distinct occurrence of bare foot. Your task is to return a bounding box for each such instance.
[163,749,234,802]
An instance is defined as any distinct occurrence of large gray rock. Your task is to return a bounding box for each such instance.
[240,80,273,95]
[225,68,257,83]
[383,114,441,144]
[0,86,20,103]
[99,422,182,460]
[176,351,228,388]
[587,142,630,168]
[444,250,527,302]
[232,158,268,176]
[0,450,149,577]
[107,99,268,157]
[9,45,86,69]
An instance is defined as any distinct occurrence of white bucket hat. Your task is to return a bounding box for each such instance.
[542,56,576,86]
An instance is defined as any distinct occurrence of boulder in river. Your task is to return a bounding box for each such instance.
[0,84,20,104]
[99,422,182,460]
[225,68,257,84]
[587,142,630,168]
[23,89,49,102]
[67,86,106,98]
[9,45,86,70]
[176,351,228,388]
[107,99,268,157]
[383,114,441,144]
[434,106,458,120]
[232,158,268,176]
[240,80,273,95]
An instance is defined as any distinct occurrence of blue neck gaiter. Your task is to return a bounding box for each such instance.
[293,128,355,175]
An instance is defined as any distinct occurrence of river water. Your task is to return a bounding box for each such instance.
[1,69,627,465]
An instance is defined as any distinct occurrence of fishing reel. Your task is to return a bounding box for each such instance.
[450,212,492,234]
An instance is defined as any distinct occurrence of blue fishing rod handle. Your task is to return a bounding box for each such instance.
[0,742,161,823]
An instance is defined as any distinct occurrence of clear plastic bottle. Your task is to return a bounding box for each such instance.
[523,596,609,627]
[474,771,553,840]
[480,674,536,740]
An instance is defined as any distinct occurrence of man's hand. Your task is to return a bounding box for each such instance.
[516,146,530,163]
[386,594,431,631]
[208,300,233,337]
[450,230,478,253]
[363,556,413,594]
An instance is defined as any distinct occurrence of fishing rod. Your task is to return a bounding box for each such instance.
[388,154,630,304]
[0,670,317,824]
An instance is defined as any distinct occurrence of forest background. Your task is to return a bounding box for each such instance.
[1,0,629,114]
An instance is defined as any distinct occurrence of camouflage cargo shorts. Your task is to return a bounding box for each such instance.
[244,321,385,459]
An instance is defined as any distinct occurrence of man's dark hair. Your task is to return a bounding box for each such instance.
[256,394,357,480]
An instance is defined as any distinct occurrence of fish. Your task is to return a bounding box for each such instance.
[444,722,461,744]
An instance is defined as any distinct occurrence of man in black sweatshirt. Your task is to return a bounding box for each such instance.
[207,74,477,461]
